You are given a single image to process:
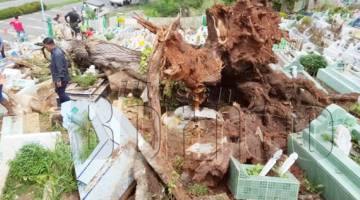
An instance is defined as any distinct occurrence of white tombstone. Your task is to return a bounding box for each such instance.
[334,125,352,156]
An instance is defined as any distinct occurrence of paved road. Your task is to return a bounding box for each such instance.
[0,3,82,42]
[0,0,118,42]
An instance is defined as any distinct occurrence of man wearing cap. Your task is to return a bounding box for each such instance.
[42,37,70,106]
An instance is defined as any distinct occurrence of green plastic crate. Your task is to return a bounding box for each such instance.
[288,134,360,200]
[228,157,300,200]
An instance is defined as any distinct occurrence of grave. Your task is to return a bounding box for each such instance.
[273,38,300,66]
[1,113,41,135]
[65,78,109,102]
[288,104,360,200]
[61,98,138,200]
[317,62,360,93]
[281,57,328,93]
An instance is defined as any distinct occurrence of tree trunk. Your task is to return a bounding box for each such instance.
[65,39,145,81]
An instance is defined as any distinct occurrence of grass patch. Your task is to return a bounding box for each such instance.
[303,177,324,194]
[350,138,360,165]
[187,183,209,197]
[72,73,97,89]
[52,122,68,134]
[76,113,99,162]
[1,140,77,200]
[350,103,360,117]
[46,0,81,10]
[246,164,263,176]
[321,133,333,143]
[173,155,184,174]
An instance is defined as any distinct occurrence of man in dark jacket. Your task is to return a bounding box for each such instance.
[65,7,81,37]
[42,37,70,105]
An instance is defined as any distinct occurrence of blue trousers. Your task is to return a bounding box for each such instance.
[55,81,70,105]
[0,84,4,102]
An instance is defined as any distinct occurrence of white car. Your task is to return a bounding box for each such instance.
[110,0,127,6]
[110,0,140,7]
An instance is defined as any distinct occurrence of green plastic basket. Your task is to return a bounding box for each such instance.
[228,157,300,200]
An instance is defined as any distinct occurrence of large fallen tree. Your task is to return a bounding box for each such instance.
[133,0,358,178]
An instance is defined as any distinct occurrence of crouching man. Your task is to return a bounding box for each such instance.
[42,37,71,106]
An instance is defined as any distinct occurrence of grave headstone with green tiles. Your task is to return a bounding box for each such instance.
[288,104,360,200]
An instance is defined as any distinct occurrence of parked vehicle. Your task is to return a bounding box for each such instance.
[110,0,140,7]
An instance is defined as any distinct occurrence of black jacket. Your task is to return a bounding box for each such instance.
[50,47,70,82]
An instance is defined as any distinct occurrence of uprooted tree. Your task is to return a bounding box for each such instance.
[134,0,358,165]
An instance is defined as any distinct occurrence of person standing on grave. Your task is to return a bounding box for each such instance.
[9,16,26,42]
[42,37,71,106]
[65,7,81,38]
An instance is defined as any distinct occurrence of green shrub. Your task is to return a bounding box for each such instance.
[272,0,282,11]
[300,54,327,76]
[0,2,44,20]
[104,32,115,41]
[2,141,77,200]
[139,47,153,75]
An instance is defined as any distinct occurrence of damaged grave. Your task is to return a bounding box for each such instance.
[60,98,138,200]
